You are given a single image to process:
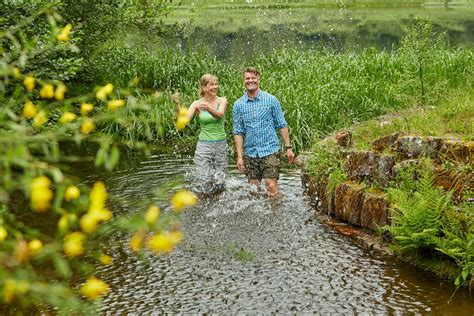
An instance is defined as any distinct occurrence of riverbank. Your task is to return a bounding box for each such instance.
[300,89,473,286]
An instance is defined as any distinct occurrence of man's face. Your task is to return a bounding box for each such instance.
[243,72,260,93]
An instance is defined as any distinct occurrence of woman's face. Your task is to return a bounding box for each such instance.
[204,80,218,96]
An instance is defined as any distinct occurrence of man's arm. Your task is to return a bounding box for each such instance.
[234,134,245,173]
[280,126,295,164]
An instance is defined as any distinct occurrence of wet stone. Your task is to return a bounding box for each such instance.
[334,181,364,226]
[360,191,390,230]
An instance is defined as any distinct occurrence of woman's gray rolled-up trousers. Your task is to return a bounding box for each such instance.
[193,140,227,193]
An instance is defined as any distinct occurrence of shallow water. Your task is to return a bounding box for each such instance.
[78,150,474,315]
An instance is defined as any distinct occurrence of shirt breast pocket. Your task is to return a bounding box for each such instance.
[242,111,254,127]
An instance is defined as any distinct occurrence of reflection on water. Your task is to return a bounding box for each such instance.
[79,151,474,314]
[161,3,474,63]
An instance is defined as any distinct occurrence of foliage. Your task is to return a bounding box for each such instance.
[437,201,474,288]
[386,160,451,251]
[57,0,173,83]
[384,159,474,287]
[306,140,346,186]
[0,7,197,314]
[0,2,83,81]
[0,0,173,83]
[85,31,473,152]
[397,19,447,105]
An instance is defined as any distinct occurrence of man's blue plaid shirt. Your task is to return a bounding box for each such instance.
[232,90,287,158]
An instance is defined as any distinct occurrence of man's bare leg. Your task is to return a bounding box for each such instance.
[264,178,279,197]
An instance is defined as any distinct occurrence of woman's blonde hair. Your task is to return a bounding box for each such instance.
[199,74,218,97]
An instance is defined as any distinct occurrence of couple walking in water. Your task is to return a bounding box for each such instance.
[184,67,296,198]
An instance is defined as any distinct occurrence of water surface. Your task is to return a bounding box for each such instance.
[74,150,474,314]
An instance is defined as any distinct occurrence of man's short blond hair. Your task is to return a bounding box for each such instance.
[243,67,260,77]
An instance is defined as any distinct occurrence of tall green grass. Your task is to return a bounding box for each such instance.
[87,37,473,152]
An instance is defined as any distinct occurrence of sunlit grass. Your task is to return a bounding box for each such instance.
[350,88,474,147]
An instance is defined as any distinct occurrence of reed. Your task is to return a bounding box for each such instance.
[87,40,473,152]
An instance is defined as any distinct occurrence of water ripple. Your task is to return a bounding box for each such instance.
[86,152,474,315]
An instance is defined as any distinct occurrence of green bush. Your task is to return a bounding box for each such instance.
[0,7,197,314]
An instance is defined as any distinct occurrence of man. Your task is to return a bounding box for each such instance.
[232,67,295,197]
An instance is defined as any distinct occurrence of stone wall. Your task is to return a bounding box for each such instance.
[301,133,474,231]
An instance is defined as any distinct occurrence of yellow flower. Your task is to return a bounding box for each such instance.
[99,254,112,265]
[23,76,35,91]
[175,115,190,130]
[58,213,77,232]
[107,99,125,111]
[40,84,55,99]
[145,205,160,224]
[178,107,188,117]
[80,103,94,116]
[0,226,7,241]
[30,176,53,212]
[55,82,67,100]
[11,67,21,79]
[89,182,107,212]
[64,232,85,258]
[3,279,29,303]
[92,208,112,221]
[166,230,183,244]
[32,111,48,129]
[3,279,16,304]
[170,190,197,212]
[28,239,43,255]
[80,118,95,134]
[130,232,144,252]
[58,214,69,232]
[59,112,77,124]
[102,83,114,94]
[65,185,80,201]
[22,101,37,119]
[80,276,109,300]
[147,233,174,253]
[96,83,114,100]
[80,213,99,233]
[56,24,72,42]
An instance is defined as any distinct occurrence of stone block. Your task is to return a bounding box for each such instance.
[439,139,473,165]
[345,150,396,187]
[336,130,353,147]
[345,150,375,181]
[372,132,400,152]
[319,181,335,217]
[361,192,390,230]
[335,182,364,226]
[373,155,396,187]
[395,136,443,161]
[334,182,351,220]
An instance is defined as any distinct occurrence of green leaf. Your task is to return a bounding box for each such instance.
[106,146,120,171]
[94,147,107,167]
[53,255,72,278]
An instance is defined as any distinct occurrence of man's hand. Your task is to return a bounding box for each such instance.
[236,157,245,173]
[286,148,295,164]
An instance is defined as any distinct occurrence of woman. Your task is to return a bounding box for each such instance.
[186,74,228,195]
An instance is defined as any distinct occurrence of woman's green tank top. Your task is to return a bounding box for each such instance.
[198,102,226,141]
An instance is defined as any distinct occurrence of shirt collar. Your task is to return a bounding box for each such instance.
[244,90,262,102]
